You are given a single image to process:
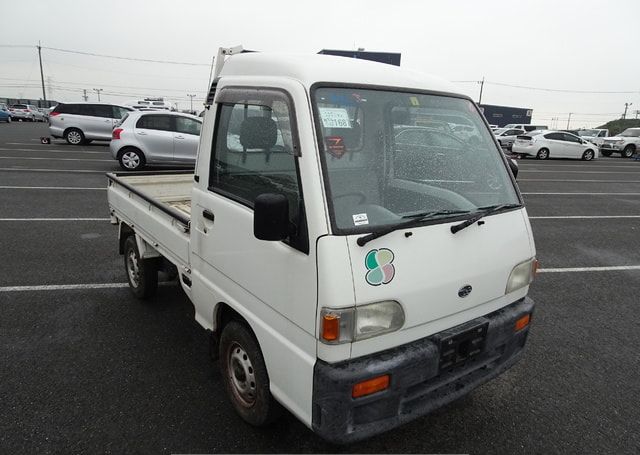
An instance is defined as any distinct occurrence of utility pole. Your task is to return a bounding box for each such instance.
[566,113,572,129]
[623,102,633,119]
[635,110,640,120]
[187,94,196,113]
[37,41,47,102]
[82,89,88,102]
[93,88,103,101]
[478,77,485,105]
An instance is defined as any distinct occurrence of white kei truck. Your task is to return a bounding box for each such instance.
[107,47,537,444]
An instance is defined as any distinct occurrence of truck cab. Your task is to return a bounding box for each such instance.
[107,49,537,443]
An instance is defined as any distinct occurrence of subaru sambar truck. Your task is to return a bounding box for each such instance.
[107,47,537,443]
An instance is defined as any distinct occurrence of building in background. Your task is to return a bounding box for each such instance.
[318,49,401,66]
[479,104,532,127]
[0,97,58,108]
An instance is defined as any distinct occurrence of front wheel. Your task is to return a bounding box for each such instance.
[622,145,635,158]
[119,148,146,171]
[536,148,549,160]
[123,236,158,299]
[582,149,595,161]
[219,321,282,427]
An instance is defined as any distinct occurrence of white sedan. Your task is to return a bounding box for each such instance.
[512,130,598,160]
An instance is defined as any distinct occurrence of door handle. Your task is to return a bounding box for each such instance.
[137,131,147,135]
[105,119,111,122]
[175,135,185,139]
[202,210,215,222]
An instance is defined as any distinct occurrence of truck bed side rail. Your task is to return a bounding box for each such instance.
[106,172,191,231]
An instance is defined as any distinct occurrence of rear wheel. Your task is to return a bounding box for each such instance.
[219,321,282,427]
[65,128,84,145]
[536,148,549,160]
[622,145,635,158]
[119,148,146,171]
[600,150,612,157]
[123,236,158,299]
[582,149,595,161]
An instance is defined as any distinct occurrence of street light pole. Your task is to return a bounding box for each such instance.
[187,94,196,113]
[623,102,633,119]
[93,88,103,101]
[566,113,572,129]
[478,77,485,105]
[37,41,47,102]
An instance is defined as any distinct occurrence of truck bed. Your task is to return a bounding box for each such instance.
[107,172,194,270]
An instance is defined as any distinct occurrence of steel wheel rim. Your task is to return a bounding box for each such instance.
[126,250,140,287]
[122,152,140,169]
[228,342,257,407]
[68,131,81,144]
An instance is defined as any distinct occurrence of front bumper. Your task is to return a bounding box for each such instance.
[600,144,622,151]
[312,297,534,444]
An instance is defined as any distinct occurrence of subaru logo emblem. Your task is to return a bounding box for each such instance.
[458,285,472,298]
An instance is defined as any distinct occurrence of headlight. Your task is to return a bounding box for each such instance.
[505,258,538,294]
[320,300,404,344]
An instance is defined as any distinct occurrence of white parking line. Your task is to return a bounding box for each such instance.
[539,265,640,273]
[0,156,112,162]
[0,147,111,155]
[0,283,129,292]
[529,215,640,219]
[0,186,106,190]
[0,218,110,221]
[0,281,174,292]
[522,192,640,195]
[0,168,105,173]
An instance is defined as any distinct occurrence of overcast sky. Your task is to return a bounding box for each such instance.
[2,0,639,127]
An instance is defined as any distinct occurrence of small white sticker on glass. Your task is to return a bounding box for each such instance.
[353,213,369,226]
[319,108,351,129]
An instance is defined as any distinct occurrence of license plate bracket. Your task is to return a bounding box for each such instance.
[437,321,489,371]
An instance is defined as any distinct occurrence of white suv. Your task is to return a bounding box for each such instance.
[599,128,640,158]
[49,102,134,145]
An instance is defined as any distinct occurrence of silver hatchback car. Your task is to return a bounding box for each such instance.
[49,102,134,145]
[110,111,202,170]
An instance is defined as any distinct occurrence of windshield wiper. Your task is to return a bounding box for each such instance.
[356,209,470,246]
[450,203,521,234]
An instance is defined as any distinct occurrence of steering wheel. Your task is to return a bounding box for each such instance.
[333,192,367,205]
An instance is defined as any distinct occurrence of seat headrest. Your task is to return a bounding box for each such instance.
[239,117,277,150]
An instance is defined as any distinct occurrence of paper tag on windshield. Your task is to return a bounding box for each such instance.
[353,213,369,226]
[319,108,351,128]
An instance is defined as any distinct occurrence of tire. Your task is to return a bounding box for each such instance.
[119,148,146,171]
[219,321,282,426]
[582,149,595,161]
[601,150,612,157]
[536,148,549,160]
[123,235,158,299]
[65,128,85,145]
[622,145,635,158]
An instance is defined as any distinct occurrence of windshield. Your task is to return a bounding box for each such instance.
[620,129,640,137]
[313,87,520,233]
[577,129,599,137]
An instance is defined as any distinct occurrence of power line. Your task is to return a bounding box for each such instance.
[454,79,638,94]
[40,46,210,66]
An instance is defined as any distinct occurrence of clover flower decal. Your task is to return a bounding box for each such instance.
[365,248,395,286]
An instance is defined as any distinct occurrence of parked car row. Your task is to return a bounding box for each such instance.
[47,101,202,170]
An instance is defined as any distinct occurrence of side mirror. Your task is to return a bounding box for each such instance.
[253,193,293,241]
[508,158,519,179]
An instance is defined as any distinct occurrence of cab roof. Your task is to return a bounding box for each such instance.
[220,52,460,96]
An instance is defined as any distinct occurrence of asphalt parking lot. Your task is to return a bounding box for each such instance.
[1,122,639,454]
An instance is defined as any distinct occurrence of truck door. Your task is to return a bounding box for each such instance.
[190,87,317,334]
